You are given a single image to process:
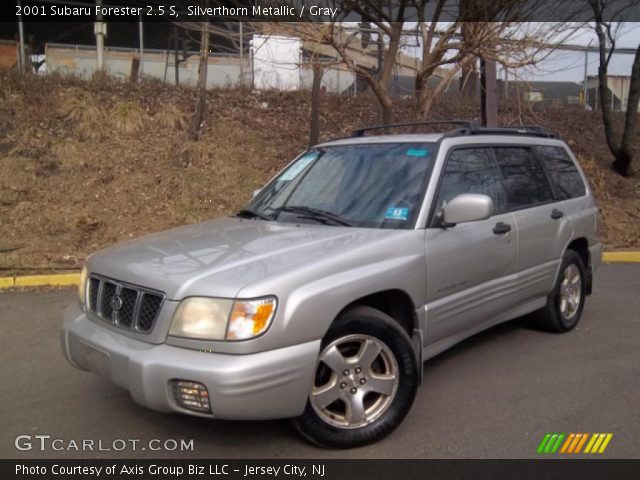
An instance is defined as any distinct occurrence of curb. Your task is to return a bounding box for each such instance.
[602,251,640,263]
[0,273,80,289]
[0,252,639,289]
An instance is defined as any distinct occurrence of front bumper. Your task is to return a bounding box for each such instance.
[61,304,320,420]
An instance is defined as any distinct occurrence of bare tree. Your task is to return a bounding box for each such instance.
[590,0,640,177]
[280,1,580,124]
[320,1,411,124]
[172,6,253,140]
[188,9,210,141]
[412,0,581,121]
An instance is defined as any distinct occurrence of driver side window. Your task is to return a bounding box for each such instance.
[437,148,507,214]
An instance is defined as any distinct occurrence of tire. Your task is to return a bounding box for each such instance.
[292,306,419,448]
[533,249,586,333]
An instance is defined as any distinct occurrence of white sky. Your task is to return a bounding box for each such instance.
[502,23,640,82]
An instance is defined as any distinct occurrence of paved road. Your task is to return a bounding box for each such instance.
[1,264,638,459]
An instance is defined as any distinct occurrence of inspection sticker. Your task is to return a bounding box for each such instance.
[385,207,410,220]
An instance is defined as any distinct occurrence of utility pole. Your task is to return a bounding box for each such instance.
[504,67,509,97]
[173,25,180,86]
[583,40,592,110]
[94,0,106,71]
[139,15,144,76]
[239,22,244,87]
[17,0,26,72]
[480,58,498,128]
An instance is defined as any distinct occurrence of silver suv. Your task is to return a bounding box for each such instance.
[62,122,602,448]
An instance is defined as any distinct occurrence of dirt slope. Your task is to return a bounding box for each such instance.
[0,71,638,273]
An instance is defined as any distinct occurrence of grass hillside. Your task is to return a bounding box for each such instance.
[0,71,639,274]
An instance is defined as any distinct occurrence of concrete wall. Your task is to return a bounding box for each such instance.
[45,41,355,94]
[46,43,249,88]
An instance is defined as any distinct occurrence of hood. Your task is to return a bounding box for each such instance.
[87,217,396,300]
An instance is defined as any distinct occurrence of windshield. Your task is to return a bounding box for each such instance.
[242,143,436,229]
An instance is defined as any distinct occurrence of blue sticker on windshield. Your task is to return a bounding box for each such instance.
[406,148,428,157]
[386,207,410,221]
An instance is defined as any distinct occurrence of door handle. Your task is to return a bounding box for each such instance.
[493,222,512,235]
[551,209,564,220]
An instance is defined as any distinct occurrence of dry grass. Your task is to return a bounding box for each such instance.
[109,102,147,135]
[58,92,102,124]
[154,104,187,131]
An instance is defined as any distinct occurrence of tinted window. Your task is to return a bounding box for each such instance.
[247,143,435,229]
[437,148,507,214]
[535,146,586,199]
[494,147,554,210]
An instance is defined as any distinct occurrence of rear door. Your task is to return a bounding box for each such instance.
[425,147,517,346]
[493,146,573,305]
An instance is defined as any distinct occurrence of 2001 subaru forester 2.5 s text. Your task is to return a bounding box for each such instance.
[62,121,603,448]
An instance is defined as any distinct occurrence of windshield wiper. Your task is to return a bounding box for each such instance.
[274,206,352,227]
[236,209,272,221]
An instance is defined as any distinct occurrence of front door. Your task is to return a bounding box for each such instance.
[425,147,518,346]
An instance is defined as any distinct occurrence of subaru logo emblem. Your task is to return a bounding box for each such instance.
[110,295,123,312]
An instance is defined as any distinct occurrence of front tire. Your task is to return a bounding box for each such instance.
[292,306,418,448]
[533,249,586,333]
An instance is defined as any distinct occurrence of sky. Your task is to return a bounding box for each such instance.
[508,23,640,82]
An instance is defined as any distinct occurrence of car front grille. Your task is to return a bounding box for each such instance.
[86,275,165,333]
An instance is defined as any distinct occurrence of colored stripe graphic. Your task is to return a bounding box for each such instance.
[584,433,614,454]
[537,433,565,454]
[575,433,589,453]
[539,433,613,454]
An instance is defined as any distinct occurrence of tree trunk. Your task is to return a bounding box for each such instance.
[459,24,477,97]
[380,101,392,125]
[309,64,324,147]
[594,19,638,177]
[188,18,209,141]
[412,78,435,122]
[614,44,640,176]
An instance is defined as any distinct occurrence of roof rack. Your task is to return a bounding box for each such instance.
[461,126,556,138]
[350,120,479,137]
[348,121,555,139]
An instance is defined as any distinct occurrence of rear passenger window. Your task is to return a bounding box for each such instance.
[494,147,554,210]
[437,148,507,214]
[535,146,586,199]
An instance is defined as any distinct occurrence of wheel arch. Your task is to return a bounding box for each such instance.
[565,237,592,295]
[336,289,418,338]
[566,237,589,267]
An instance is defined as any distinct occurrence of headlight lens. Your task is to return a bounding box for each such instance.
[169,297,233,340]
[78,265,88,304]
[169,296,277,341]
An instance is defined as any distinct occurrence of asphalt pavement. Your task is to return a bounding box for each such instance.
[1,264,638,459]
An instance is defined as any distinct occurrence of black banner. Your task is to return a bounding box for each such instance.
[3,459,640,480]
[4,0,640,23]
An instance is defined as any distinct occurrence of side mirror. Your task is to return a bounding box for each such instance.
[442,194,494,226]
[252,189,261,198]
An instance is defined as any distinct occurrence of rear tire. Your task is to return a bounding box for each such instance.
[292,306,418,448]
[533,249,586,333]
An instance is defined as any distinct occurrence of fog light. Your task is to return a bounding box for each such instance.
[172,380,211,413]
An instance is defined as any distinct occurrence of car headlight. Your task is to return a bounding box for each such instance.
[169,296,277,341]
[78,265,88,305]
